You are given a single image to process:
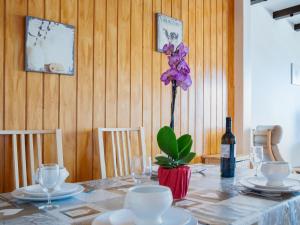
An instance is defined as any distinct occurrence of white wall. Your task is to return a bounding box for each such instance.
[250,6,300,166]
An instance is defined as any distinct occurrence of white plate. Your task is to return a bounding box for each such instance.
[22,183,79,197]
[247,177,300,190]
[12,184,84,201]
[240,177,300,193]
[92,207,198,225]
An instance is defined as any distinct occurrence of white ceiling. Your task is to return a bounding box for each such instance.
[257,0,300,24]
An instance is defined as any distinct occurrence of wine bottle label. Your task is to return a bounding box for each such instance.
[221,144,236,158]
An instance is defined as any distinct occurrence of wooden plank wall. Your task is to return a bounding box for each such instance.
[0,0,234,192]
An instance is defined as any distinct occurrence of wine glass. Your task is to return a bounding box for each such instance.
[38,163,60,210]
[130,156,152,184]
[250,146,264,176]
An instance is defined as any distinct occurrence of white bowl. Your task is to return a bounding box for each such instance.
[261,161,291,186]
[124,185,173,225]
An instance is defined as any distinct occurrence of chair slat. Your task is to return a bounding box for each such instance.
[139,127,147,169]
[29,134,35,184]
[55,129,64,167]
[36,134,42,166]
[111,131,118,177]
[12,134,19,189]
[126,131,132,170]
[122,131,129,175]
[116,132,123,176]
[97,129,107,179]
[20,134,27,187]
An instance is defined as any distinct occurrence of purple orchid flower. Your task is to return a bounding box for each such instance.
[177,60,190,75]
[162,43,175,55]
[160,42,192,91]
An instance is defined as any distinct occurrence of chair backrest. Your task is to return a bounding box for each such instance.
[96,127,146,179]
[250,125,284,161]
[0,129,63,188]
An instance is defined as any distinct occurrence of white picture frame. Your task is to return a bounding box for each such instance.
[291,63,300,85]
[25,16,75,75]
[156,13,183,52]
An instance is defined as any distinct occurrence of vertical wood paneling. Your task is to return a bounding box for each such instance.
[0,0,234,190]
[161,0,171,129]
[117,0,130,129]
[143,0,153,158]
[222,0,228,131]
[0,0,4,192]
[152,0,162,158]
[131,0,143,156]
[216,0,223,152]
[4,0,27,191]
[210,0,217,154]
[93,0,106,179]
[105,0,118,177]
[44,0,60,163]
[181,0,188,135]
[77,0,94,181]
[27,0,43,131]
[188,0,196,153]
[195,0,204,159]
[60,0,77,181]
[171,0,181,137]
[228,0,235,125]
[203,0,211,155]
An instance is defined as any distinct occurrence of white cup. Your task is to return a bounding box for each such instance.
[124,185,173,225]
[36,166,69,190]
[261,161,291,186]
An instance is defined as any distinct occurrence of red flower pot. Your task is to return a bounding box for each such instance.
[158,165,191,200]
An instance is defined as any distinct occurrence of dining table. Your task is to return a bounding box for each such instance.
[1,164,300,225]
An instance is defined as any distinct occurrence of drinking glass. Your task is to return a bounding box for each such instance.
[250,146,264,176]
[38,163,60,210]
[130,156,152,184]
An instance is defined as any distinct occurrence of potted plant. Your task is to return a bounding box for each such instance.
[156,126,195,199]
[155,42,195,199]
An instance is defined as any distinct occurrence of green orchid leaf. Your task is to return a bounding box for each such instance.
[155,155,177,168]
[155,155,173,164]
[177,152,196,164]
[178,139,193,159]
[177,134,192,152]
[157,126,178,160]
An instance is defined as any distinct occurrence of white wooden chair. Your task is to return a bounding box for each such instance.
[96,127,146,179]
[0,129,63,188]
[250,125,284,162]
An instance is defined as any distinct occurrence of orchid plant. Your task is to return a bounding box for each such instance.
[161,43,192,129]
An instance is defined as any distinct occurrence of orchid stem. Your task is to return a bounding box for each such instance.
[170,81,177,130]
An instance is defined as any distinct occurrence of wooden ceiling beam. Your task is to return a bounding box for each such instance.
[295,23,300,31]
[251,0,267,5]
[273,4,300,20]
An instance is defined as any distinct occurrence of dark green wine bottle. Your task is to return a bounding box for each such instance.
[220,117,236,178]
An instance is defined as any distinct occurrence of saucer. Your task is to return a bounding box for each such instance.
[22,183,79,197]
[240,177,300,193]
[92,207,198,225]
[247,177,299,189]
[12,184,84,201]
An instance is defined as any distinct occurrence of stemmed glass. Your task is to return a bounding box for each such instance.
[250,146,264,176]
[130,156,152,184]
[38,163,60,210]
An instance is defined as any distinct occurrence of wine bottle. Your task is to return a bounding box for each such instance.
[220,117,236,178]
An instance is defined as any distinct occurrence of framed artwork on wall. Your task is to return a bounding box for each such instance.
[156,13,183,52]
[291,63,300,85]
[25,16,75,75]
